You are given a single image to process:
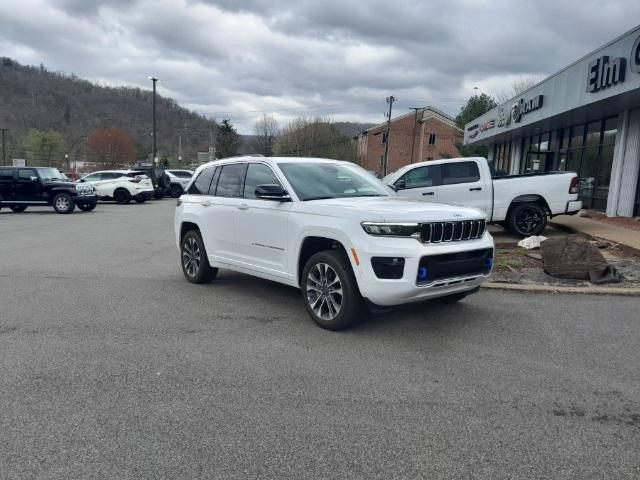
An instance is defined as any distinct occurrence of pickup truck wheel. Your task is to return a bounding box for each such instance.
[113,188,131,205]
[508,202,547,236]
[77,203,96,212]
[302,251,364,331]
[181,230,218,284]
[52,193,75,214]
[10,206,27,212]
[170,184,183,198]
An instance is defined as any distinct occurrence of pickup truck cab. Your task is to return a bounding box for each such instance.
[0,166,97,213]
[175,157,494,330]
[383,157,581,236]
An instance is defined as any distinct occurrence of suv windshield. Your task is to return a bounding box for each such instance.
[37,168,65,181]
[279,162,390,201]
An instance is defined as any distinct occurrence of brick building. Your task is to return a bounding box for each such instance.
[356,106,463,176]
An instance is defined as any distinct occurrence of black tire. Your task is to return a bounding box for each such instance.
[507,202,547,236]
[159,173,171,189]
[154,190,164,199]
[77,203,96,212]
[180,229,218,284]
[134,195,146,204]
[10,206,27,212]
[170,184,183,198]
[113,188,131,205]
[301,250,365,331]
[52,193,75,214]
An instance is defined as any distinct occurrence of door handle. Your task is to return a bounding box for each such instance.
[469,187,482,191]
[422,192,434,196]
[201,200,212,207]
[237,204,250,210]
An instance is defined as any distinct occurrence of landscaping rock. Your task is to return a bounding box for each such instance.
[541,235,622,283]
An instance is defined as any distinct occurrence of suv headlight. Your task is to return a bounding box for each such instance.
[361,222,420,237]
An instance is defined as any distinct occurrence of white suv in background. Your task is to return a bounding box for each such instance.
[166,169,194,198]
[174,157,494,330]
[78,170,155,204]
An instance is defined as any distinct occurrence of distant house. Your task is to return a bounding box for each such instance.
[355,106,463,176]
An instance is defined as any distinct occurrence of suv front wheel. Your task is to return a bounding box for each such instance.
[301,250,364,330]
[52,193,75,214]
[181,230,218,283]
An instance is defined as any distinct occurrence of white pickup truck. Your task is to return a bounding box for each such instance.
[383,157,582,236]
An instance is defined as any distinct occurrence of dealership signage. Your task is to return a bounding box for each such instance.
[511,95,543,122]
[479,119,495,131]
[466,123,479,139]
[587,34,640,92]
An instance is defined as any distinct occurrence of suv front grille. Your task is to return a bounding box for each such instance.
[420,220,486,243]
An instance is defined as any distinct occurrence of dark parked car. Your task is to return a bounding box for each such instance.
[131,166,172,199]
[0,166,97,214]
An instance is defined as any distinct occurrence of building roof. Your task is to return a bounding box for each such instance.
[358,106,461,136]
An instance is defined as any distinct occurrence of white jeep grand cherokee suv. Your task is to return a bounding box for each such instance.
[174,157,494,330]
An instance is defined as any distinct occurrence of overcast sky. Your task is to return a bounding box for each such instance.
[1,0,639,133]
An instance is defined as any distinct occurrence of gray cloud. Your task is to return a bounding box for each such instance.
[1,0,639,132]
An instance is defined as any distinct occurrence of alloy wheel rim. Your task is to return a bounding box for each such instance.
[515,207,542,234]
[306,263,343,321]
[182,237,201,277]
[56,196,69,210]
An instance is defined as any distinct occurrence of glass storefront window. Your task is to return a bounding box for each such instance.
[585,122,602,148]
[603,118,617,145]
[570,125,585,149]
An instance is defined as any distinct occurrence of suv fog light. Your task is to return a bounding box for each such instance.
[484,257,493,272]
[371,257,405,279]
[417,267,429,281]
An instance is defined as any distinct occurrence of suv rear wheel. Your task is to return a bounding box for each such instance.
[301,250,364,330]
[181,230,218,283]
[52,193,75,214]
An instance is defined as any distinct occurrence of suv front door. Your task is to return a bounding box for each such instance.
[234,162,291,278]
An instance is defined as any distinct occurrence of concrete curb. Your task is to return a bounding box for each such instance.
[482,281,640,296]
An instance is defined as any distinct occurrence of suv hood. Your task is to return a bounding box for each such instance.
[43,179,77,188]
[294,196,485,222]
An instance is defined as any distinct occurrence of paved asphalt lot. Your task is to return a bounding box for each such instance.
[1,201,639,479]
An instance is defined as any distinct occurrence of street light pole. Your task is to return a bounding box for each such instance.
[148,76,159,164]
[382,95,395,177]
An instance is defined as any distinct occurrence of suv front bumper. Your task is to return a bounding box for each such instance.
[354,233,494,307]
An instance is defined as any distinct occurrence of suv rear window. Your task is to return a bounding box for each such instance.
[0,169,13,180]
[189,167,216,195]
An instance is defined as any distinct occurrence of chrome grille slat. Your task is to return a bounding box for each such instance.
[420,219,486,243]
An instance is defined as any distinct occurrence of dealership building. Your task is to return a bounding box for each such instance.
[464,25,640,216]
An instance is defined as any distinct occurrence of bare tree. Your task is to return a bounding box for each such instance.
[252,114,279,156]
[274,116,357,162]
[496,75,545,104]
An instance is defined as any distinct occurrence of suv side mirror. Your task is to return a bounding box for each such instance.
[393,179,406,191]
[255,184,291,201]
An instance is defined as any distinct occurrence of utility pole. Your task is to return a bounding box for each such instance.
[178,133,182,167]
[409,107,421,164]
[148,76,159,164]
[0,128,8,164]
[382,95,395,177]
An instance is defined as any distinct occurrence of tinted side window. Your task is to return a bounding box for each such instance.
[0,169,14,181]
[441,161,480,185]
[400,165,438,189]
[18,169,37,180]
[215,164,245,198]
[243,164,282,199]
[188,167,216,195]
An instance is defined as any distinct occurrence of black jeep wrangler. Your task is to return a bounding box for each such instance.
[0,166,98,214]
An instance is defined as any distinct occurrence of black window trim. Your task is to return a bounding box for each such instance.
[242,161,287,200]
[212,162,247,198]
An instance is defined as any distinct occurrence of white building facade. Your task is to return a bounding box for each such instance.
[464,25,640,216]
